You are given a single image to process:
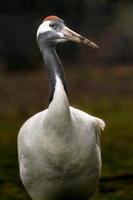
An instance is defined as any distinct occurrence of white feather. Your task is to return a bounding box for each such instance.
[37,21,64,39]
[18,75,105,200]
[37,21,52,38]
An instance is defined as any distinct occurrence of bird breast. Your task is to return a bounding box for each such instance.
[18,106,102,200]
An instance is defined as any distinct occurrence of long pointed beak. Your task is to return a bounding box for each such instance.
[62,26,99,48]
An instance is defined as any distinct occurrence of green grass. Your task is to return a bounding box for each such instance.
[0,66,133,199]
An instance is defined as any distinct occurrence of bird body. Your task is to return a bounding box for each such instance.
[18,16,105,200]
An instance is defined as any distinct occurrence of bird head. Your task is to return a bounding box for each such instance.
[37,15,99,48]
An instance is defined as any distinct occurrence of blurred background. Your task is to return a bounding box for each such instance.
[0,0,133,199]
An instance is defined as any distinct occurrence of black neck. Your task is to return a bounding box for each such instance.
[40,44,68,104]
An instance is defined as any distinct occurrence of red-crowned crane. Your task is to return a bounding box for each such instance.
[18,16,105,200]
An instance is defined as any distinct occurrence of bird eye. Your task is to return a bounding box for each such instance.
[49,22,56,29]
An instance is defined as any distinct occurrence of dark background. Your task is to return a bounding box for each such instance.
[0,0,133,199]
[0,0,133,72]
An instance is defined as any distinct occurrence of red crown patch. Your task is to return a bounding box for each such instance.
[44,16,60,21]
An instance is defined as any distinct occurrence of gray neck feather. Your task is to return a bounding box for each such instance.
[40,43,68,103]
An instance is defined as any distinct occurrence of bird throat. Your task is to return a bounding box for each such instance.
[41,45,68,104]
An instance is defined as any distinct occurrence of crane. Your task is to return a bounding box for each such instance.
[18,16,105,200]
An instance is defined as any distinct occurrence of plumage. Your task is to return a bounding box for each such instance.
[18,16,105,200]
